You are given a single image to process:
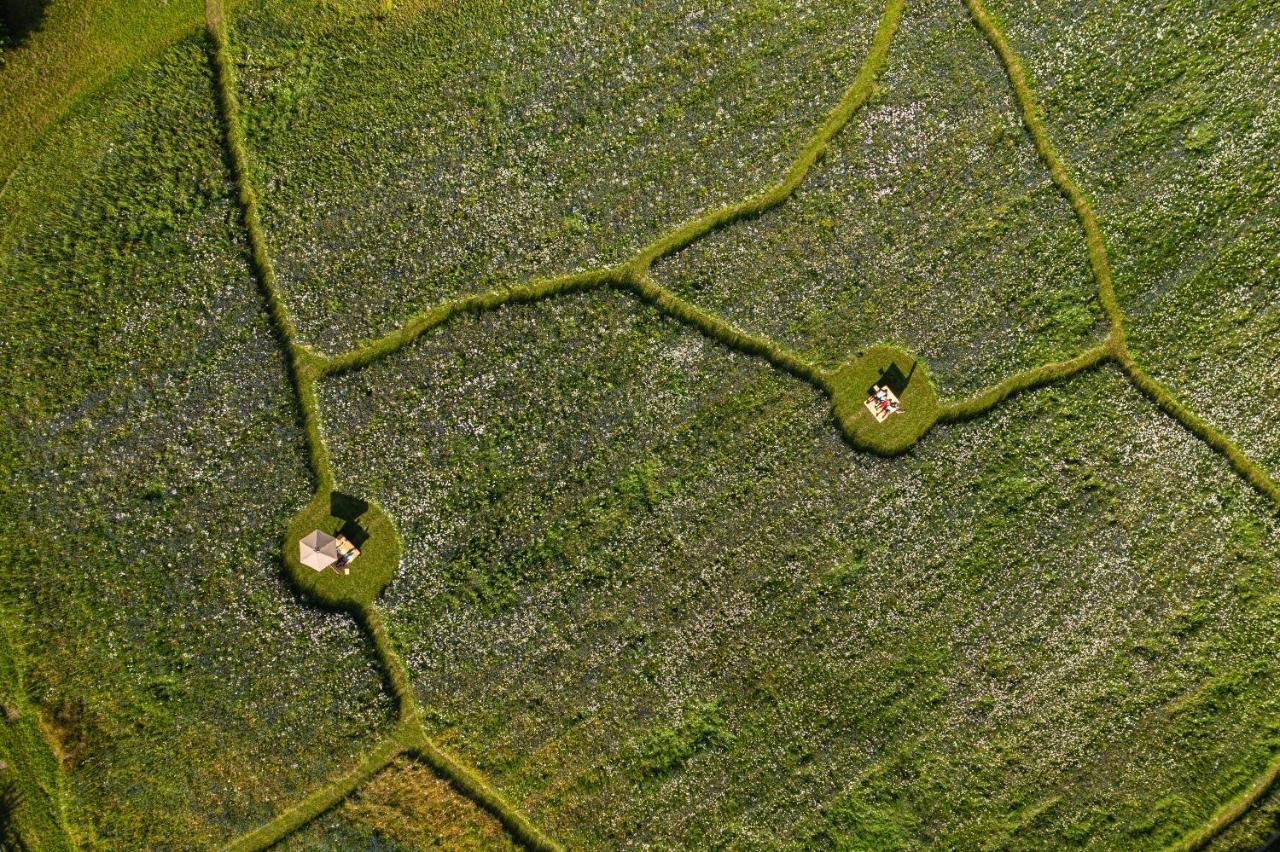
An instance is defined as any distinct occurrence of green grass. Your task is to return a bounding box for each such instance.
[0,621,73,851]
[828,344,939,455]
[0,29,397,846]
[283,494,401,611]
[0,0,235,199]
[3,0,1279,845]
[327,294,1280,848]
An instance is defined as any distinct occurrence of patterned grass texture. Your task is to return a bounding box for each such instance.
[651,0,1104,400]
[226,0,883,350]
[320,288,1280,848]
[0,34,395,847]
[983,0,1280,475]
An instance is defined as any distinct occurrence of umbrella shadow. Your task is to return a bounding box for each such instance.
[2,0,48,47]
[330,491,370,548]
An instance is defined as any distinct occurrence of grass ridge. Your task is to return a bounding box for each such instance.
[937,343,1113,422]
[623,275,831,390]
[1120,358,1280,506]
[206,0,333,492]
[321,0,906,376]
[961,0,1124,342]
[222,727,410,852]
[964,0,1280,843]
[0,617,75,851]
[1167,752,1280,852]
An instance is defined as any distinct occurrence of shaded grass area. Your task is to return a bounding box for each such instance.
[0,0,232,192]
[652,0,1102,397]
[322,290,1280,848]
[0,34,395,846]
[227,0,883,350]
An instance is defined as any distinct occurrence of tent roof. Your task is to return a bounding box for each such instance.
[299,530,338,571]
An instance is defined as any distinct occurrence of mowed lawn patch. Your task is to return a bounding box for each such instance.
[284,492,401,611]
[829,344,938,454]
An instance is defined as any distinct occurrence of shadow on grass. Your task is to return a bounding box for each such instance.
[1,0,47,48]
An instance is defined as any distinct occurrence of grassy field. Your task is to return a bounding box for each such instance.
[0,0,225,193]
[1,0,1277,847]
[227,0,882,350]
[322,287,1280,848]
[0,33,395,847]
[984,0,1280,474]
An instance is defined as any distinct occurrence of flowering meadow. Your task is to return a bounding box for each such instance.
[229,0,883,351]
[0,0,1277,847]
[988,0,1280,474]
[0,37,393,847]
[323,287,1280,848]
[654,0,1104,398]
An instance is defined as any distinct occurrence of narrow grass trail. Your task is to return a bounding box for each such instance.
[196,0,1280,846]
[207,0,562,847]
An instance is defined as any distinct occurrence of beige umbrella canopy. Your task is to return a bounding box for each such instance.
[299,530,338,572]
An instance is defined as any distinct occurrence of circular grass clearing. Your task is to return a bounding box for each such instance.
[283,491,400,610]
[829,344,938,455]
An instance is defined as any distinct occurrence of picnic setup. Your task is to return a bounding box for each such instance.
[299,528,361,575]
[864,360,916,423]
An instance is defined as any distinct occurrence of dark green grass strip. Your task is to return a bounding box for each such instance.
[1168,756,1280,852]
[324,0,905,376]
[206,0,333,492]
[223,725,412,852]
[0,618,73,851]
[1120,358,1280,508]
[622,276,831,391]
[962,0,1124,343]
[937,342,1112,422]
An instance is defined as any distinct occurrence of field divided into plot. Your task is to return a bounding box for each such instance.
[228,0,881,351]
[0,35,395,847]
[321,289,1280,848]
[1,0,1278,847]
[652,0,1102,398]
[985,0,1280,473]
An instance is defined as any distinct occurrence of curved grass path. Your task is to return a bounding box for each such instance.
[962,0,1280,846]
[195,0,1280,846]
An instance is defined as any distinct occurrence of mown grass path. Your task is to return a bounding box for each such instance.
[201,0,1280,846]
